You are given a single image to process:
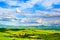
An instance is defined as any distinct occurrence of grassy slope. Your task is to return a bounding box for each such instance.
[0,28,60,40]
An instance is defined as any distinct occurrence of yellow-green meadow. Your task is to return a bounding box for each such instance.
[0,28,60,40]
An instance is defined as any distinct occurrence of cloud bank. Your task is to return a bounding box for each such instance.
[0,0,60,26]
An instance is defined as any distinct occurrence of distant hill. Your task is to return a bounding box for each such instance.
[0,24,60,30]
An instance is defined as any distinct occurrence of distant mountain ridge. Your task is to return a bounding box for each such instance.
[0,23,60,30]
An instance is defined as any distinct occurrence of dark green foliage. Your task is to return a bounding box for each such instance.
[10,29,25,31]
[0,28,7,32]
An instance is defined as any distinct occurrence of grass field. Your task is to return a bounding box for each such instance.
[0,28,60,40]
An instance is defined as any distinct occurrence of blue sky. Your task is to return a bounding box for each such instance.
[0,0,60,26]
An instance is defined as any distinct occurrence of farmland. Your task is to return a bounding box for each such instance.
[0,28,60,40]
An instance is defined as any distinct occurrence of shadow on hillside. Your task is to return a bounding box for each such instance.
[0,28,26,32]
[0,28,7,32]
[10,29,25,31]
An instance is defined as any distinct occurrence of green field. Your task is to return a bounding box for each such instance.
[0,28,60,40]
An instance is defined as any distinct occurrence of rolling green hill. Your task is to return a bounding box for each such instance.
[0,28,60,40]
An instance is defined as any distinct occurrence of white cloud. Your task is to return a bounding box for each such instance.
[0,7,19,17]
[36,19,43,24]
[0,7,19,22]
[35,18,60,26]
[21,10,60,17]
[0,0,60,26]
[20,18,27,23]
[0,0,60,13]
[40,0,60,9]
[20,9,60,26]
[11,19,16,22]
[0,0,41,10]
[16,8,21,13]
[0,0,60,10]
